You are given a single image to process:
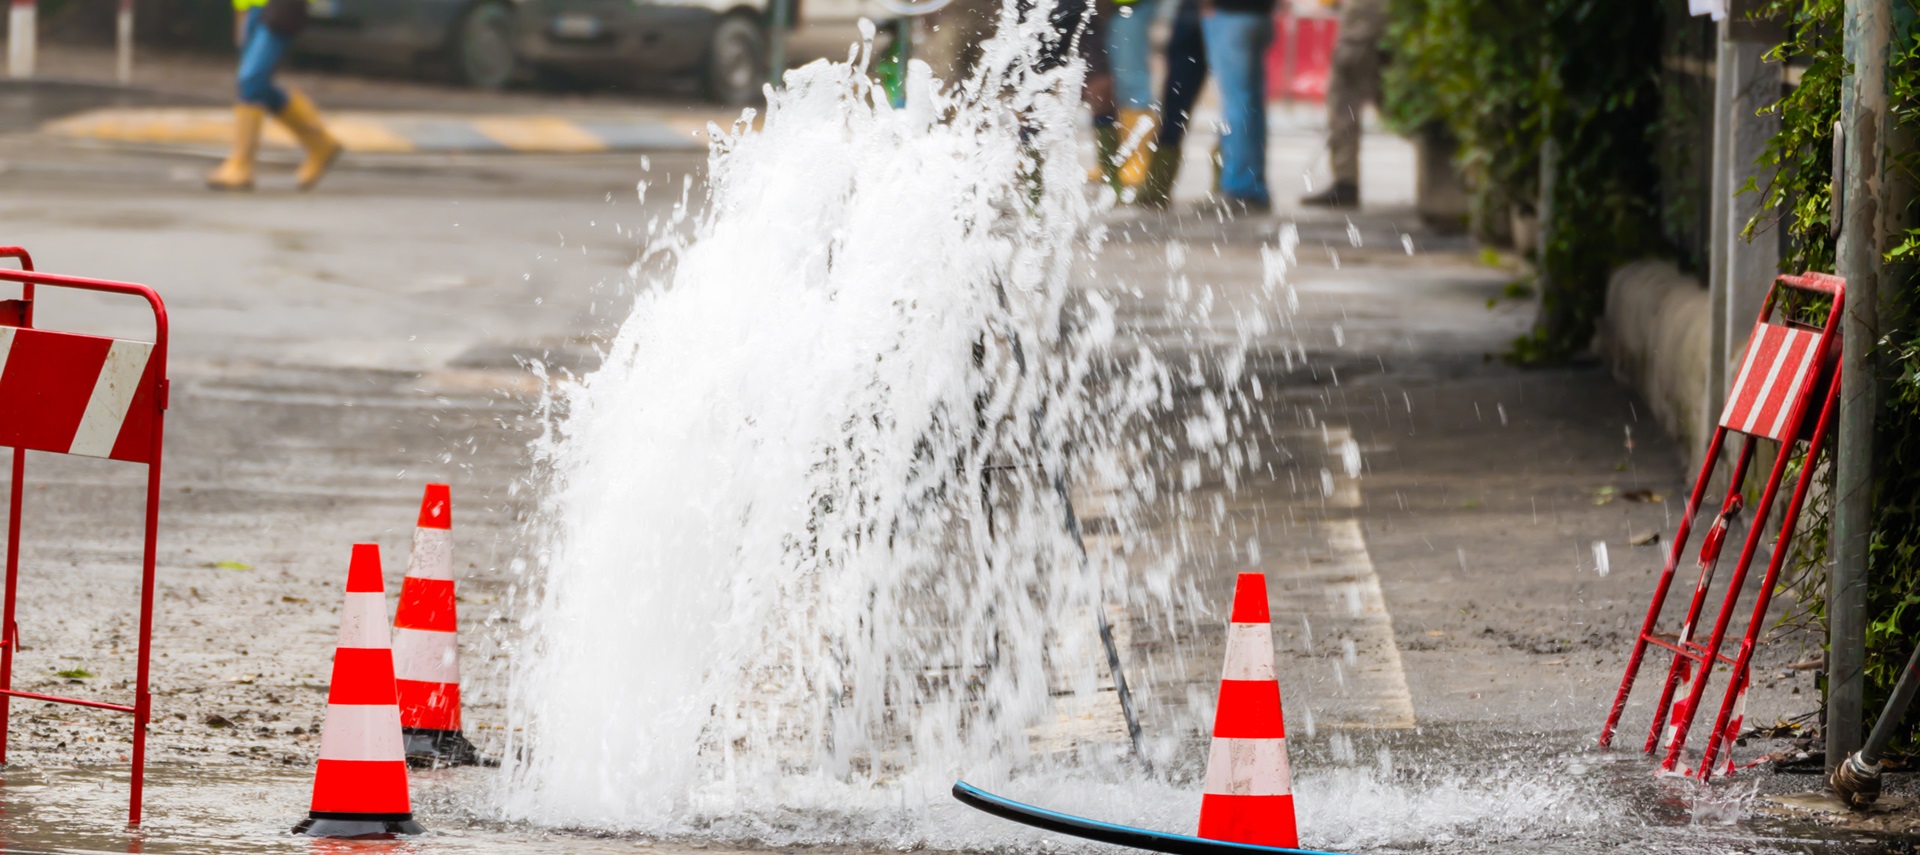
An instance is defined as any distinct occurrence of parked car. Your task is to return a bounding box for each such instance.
[292,0,884,104]
[294,0,765,101]
[515,0,772,105]
[297,0,521,89]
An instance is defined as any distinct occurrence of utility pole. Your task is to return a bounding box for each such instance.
[768,0,792,90]
[7,0,34,79]
[115,0,133,84]
[1830,0,1891,773]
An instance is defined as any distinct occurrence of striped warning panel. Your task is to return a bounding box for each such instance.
[0,326,159,463]
[1718,322,1824,442]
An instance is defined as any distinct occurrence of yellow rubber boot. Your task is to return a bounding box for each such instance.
[1117,109,1158,190]
[275,90,343,191]
[205,104,266,192]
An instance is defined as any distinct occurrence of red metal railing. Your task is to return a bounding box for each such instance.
[0,249,168,825]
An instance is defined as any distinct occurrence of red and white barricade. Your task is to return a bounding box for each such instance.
[1601,272,1845,778]
[0,246,169,824]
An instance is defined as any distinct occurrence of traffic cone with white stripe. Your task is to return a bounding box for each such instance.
[392,483,482,768]
[1197,572,1297,849]
[294,544,426,838]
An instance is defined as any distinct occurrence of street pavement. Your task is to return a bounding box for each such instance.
[0,70,1893,853]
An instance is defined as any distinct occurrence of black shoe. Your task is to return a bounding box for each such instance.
[1300,181,1359,208]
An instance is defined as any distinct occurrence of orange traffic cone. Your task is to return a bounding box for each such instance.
[1197,572,1297,849]
[294,544,426,838]
[392,483,481,768]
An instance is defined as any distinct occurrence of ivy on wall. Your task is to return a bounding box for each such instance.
[1381,0,1662,362]
[1389,0,1920,744]
[1742,0,1920,744]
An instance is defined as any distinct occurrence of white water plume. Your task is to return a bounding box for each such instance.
[499,11,1191,837]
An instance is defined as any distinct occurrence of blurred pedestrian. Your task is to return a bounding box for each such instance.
[206,0,342,192]
[1137,0,1205,207]
[1200,0,1272,210]
[1104,0,1162,190]
[1301,0,1384,207]
[1032,0,1122,189]
[1080,0,1121,190]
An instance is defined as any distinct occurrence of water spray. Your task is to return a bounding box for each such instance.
[1830,638,1920,808]
[1057,473,1150,772]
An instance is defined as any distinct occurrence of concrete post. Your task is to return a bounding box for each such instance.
[116,0,134,85]
[1705,22,1734,444]
[1707,4,1786,455]
[7,0,33,80]
[767,0,790,89]
[1830,0,1890,774]
[1724,17,1783,367]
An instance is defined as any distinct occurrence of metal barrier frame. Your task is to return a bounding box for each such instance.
[0,247,169,825]
[1600,271,1843,779]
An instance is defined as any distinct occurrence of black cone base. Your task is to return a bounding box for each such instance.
[403,727,490,768]
[293,814,426,838]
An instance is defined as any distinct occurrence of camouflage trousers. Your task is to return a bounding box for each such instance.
[1325,0,1386,185]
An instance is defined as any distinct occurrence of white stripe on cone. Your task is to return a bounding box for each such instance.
[339,592,390,649]
[392,628,460,683]
[1222,623,1277,681]
[1204,737,1292,795]
[318,704,406,762]
[407,528,453,581]
[68,339,152,458]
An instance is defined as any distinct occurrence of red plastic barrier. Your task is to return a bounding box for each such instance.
[1268,12,1338,103]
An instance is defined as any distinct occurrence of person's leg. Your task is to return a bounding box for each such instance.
[1139,0,1205,207]
[235,10,289,113]
[1107,0,1162,189]
[275,88,343,190]
[208,10,278,191]
[1076,0,1122,188]
[1157,0,1207,153]
[1308,0,1385,206]
[1106,0,1159,111]
[1202,10,1271,206]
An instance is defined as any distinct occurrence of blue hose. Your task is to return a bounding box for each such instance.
[952,782,1355,855]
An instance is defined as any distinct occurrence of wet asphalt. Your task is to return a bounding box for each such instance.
[0,101,1905,853]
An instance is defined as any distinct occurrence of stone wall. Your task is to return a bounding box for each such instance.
[1594,261,1712,470]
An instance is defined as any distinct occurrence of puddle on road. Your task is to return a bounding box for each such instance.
[0,728,1907,855]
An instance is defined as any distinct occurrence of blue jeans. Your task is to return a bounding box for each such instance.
[237,9,290,112]
[1105,0,1163,110]
[1201,11,1270,203]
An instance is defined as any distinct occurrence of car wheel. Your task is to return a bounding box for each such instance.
[452,1,517,90]
[704,15,766,106]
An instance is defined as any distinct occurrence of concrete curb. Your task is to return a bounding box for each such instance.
[1595,260,1710,468]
